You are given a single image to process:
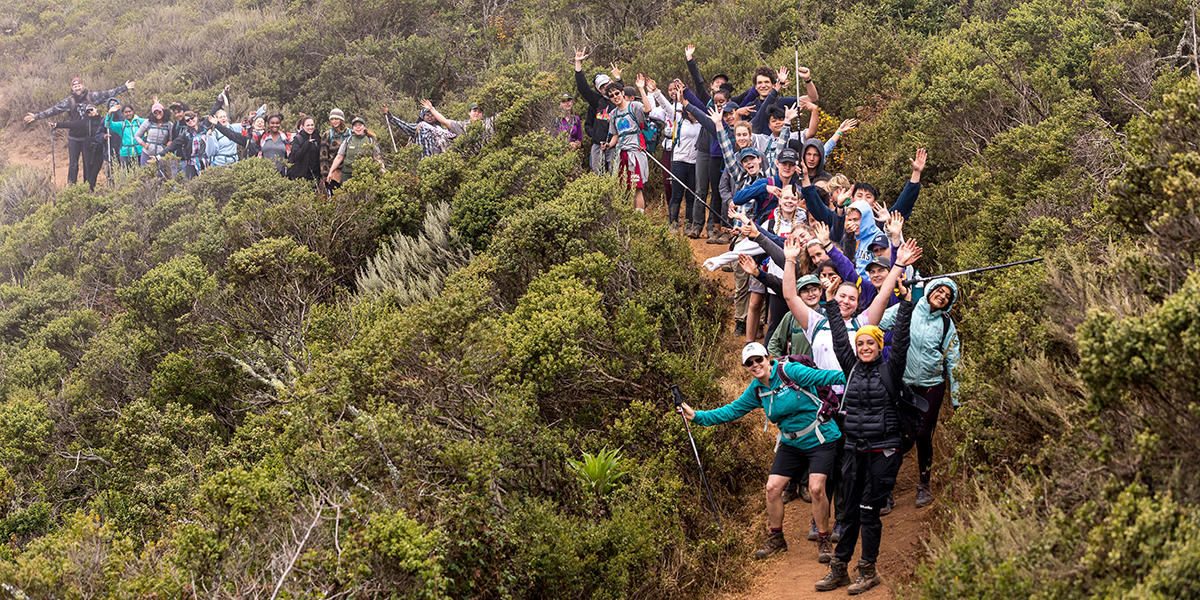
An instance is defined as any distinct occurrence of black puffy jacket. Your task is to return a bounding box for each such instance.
[826,298,914,450]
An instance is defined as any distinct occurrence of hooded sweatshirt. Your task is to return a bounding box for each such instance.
[847,198,883,279]
[798,138,831,184]
[878,277,960,406]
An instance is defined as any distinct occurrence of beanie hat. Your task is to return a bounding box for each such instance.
[150,102,164,113]
[328,108,345,121]
[70,77,82,86]
[855,325,885,350]
[594,74,612,90]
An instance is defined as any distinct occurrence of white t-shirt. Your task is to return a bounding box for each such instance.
[800,305,861,391]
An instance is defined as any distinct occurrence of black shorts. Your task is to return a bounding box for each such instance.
[769,440,838,478]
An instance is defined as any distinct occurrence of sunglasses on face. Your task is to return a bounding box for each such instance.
[743,356,766,367]
[186,117,196,122]
[607,91,622,98]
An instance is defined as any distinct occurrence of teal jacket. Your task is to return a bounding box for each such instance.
[879,277,961,406]
[693,359,845,449]
[107,115,145,157]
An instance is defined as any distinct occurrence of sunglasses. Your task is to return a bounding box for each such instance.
[743,356,766,367]
[607,91,623,98]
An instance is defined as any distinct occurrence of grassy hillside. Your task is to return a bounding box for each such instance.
[1,0,1200,597]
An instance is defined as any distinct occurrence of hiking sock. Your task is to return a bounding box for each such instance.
[770,527,783,534]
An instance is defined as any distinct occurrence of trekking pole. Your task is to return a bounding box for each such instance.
[908,256,1044,285]
[644,150,734,228]
[385,117,399,153]
[105,132,113,186]
[795,48,801,100]
[671,385,722,531]
[49,126,57,184]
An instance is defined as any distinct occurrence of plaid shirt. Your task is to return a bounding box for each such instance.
[716,122,790,185]
[386,114,456,158]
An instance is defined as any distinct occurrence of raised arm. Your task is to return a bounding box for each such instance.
[800,99,821,141]
[868,239,921,325]
[888,148,926,217]
[382,106,417,138]
[684,45,712,106]
[797,66,818,103]
[419,99,454,129]
[573,47,603,105]
[211,119,251,146]
[782,235,814,330]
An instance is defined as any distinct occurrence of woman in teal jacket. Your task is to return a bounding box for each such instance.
[868,276,960,509]
[106,104,145,167]
[678,342,845,563]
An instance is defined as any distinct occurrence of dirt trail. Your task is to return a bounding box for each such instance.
[682,231,940,600]
[3,125,107,188]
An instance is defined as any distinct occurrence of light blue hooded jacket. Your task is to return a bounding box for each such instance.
[878,277,961,406]
[848,198,882,279]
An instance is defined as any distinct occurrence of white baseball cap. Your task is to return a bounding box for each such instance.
[741,342,769,366]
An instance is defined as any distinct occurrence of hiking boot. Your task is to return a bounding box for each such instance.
[807,518,819,541]
[814,558,850,591]
[816,533,833,563]
[847,561,881,595]
[687,224,702,238]
[705,227,723,244]
[669,222,679,235]
[831,521,844,542]
[879,493,894,516]
[799,484,812,503]
[734,320,746,336]
[753,530,787,559]
[782,481,800,504]
[916,483,934,508]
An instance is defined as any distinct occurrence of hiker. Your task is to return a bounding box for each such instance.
[420,98,496,140]
[677,342,845,563]
[25,77,134,184]
[288,115,322,182]
[553,93,583,150]
[106,104,144,168]
[680,89,736,243]
[811,220,904,313]
[320,108,351,190]
[50,104,107,189]
[806,238,921,595]
[682,44,724,240]
[162,110,215,178]
[326,116,384,184]
[134,101,174,166]
[383,104,456,158]
[573,48,620,174]
[600,84,648,212]
[259,114,293,175]
[206,109,245,167]
[867,273,960,510]
[744,183,807,341]
[664,81,701,235]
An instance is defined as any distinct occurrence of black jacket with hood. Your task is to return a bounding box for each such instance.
[574,69,619,145]
[792,137,831,184]
[826,296,914,450]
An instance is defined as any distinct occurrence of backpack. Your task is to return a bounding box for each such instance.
[641,117,667,153]
[776,354,841,424]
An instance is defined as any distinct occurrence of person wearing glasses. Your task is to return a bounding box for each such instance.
[676,342,845,563]
[163,110,215,178]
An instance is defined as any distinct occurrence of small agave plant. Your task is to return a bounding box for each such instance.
[567,447,629,517]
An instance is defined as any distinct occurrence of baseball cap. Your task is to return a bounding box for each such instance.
[469,103,479,111]
[559,93,573,101]
[350,116,366,125]
[738,147,764,162]
[777,148,799,164]
[868,233,890,250]
[741,342,769,366]
[721,102,738,113]
[867,256,892,271]
[797,274,821,290]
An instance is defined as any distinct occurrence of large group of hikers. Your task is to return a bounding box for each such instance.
[23,43,960,595]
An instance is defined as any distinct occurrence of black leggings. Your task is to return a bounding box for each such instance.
[764,293,788,344]
[910,382,947,486]
[668,160,697,224]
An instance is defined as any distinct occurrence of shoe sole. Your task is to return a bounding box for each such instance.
[814,578,850,592]
[847,579,880,595]
[753,546,787,560]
